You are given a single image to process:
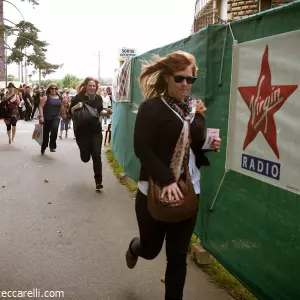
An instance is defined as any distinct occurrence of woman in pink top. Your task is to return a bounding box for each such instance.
[3,82,20,144]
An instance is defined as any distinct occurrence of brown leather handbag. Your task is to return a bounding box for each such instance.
[147,163,199,223]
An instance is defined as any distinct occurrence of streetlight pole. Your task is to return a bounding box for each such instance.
[0,0,5,88]
[24,48,27,84]
[93,51,106,83]
[98,50,100,81]
[21,62,23,82]
[4,33,7,87]
[3,0,26,83]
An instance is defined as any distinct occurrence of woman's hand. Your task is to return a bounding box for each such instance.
[161,182,184,204]
[211,138,222,152]
[71,102,83,114]
[195,100,206,114]
[39,116,44,125]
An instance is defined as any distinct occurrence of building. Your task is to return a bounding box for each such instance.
[192,0,295,33]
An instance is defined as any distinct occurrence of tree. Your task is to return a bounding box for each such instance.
[0,0,40,87]
[7,73,16,81]
[62,74,80,89]
[1,1,62,85]
[21,0,39,4]
[33,79,63,89]
[6,20,62,83]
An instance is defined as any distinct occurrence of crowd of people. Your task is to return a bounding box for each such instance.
[1,51,223,300]
[0,84,45,122]
[0,83,112,137]
[0,80,113,192]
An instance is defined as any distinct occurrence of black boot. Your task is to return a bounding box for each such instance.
[95,180,103,191]
[126,237,139,269]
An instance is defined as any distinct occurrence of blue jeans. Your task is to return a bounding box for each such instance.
[60,119,69,131]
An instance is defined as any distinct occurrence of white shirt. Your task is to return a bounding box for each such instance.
[19,99,25,108]
[138,99,201,196]
[102,96,111,109]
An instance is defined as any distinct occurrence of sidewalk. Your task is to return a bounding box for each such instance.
[0,120,233,300]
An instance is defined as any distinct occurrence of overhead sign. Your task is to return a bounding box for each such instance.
[226,29,300,195]
[118,48,136,61]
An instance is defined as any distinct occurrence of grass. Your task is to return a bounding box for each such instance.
[105,149,138,194]
[106,150,125,177]
[200,260,257,300]
[105,147,257,300]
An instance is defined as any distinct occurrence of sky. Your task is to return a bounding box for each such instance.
[4,0,196,81]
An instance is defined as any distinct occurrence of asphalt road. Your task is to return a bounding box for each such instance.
[0,119,232,300]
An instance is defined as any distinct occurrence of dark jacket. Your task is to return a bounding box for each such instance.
[134,97,210,187]
[33,91,41,106]
[70,93,103,134]
[24,92,33,108]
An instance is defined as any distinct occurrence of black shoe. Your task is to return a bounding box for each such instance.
[96,183,103,191]
[126,237,139,269]
[41,147,45,155]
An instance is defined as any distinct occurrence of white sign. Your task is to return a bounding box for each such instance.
[112,58,132,103]
[118,48,136,60]
[226,30,300,195]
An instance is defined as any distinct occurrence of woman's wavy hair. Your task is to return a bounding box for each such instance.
[45,83,58,95]
[138,51,197,100]
[76,77,100,94]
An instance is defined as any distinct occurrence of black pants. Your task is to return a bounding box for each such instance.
[76,131,103,184]
[5,117,17,131]
[42,119,60,150]
[31,104,38,119]
[18,107,24,120]
[25,105,32,121]
[131,190,197,300]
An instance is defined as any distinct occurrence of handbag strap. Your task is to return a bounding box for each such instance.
[4,94,15,102]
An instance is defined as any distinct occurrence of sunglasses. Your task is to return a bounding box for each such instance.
[50,87,58,90]
[172,75,198,84]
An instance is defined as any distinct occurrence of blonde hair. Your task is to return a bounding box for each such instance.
[77,77,100,94]
[138,51,197,100]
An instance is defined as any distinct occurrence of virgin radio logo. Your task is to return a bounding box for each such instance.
[238,45,298,180]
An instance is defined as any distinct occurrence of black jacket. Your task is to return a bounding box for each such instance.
[70,93,103,134]
[33,91,41,106]
[134,97,210,187]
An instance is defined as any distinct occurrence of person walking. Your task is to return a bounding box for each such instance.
[39,84,62,155]
[3,83,20,144]
[100,90,111,126]
[70,77,112,191]
[31,87,41,119]
[24,86,33,121]
[59,97,70,139]
[125,51,221,300]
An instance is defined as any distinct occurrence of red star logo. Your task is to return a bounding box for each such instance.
[238,45,298,159]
